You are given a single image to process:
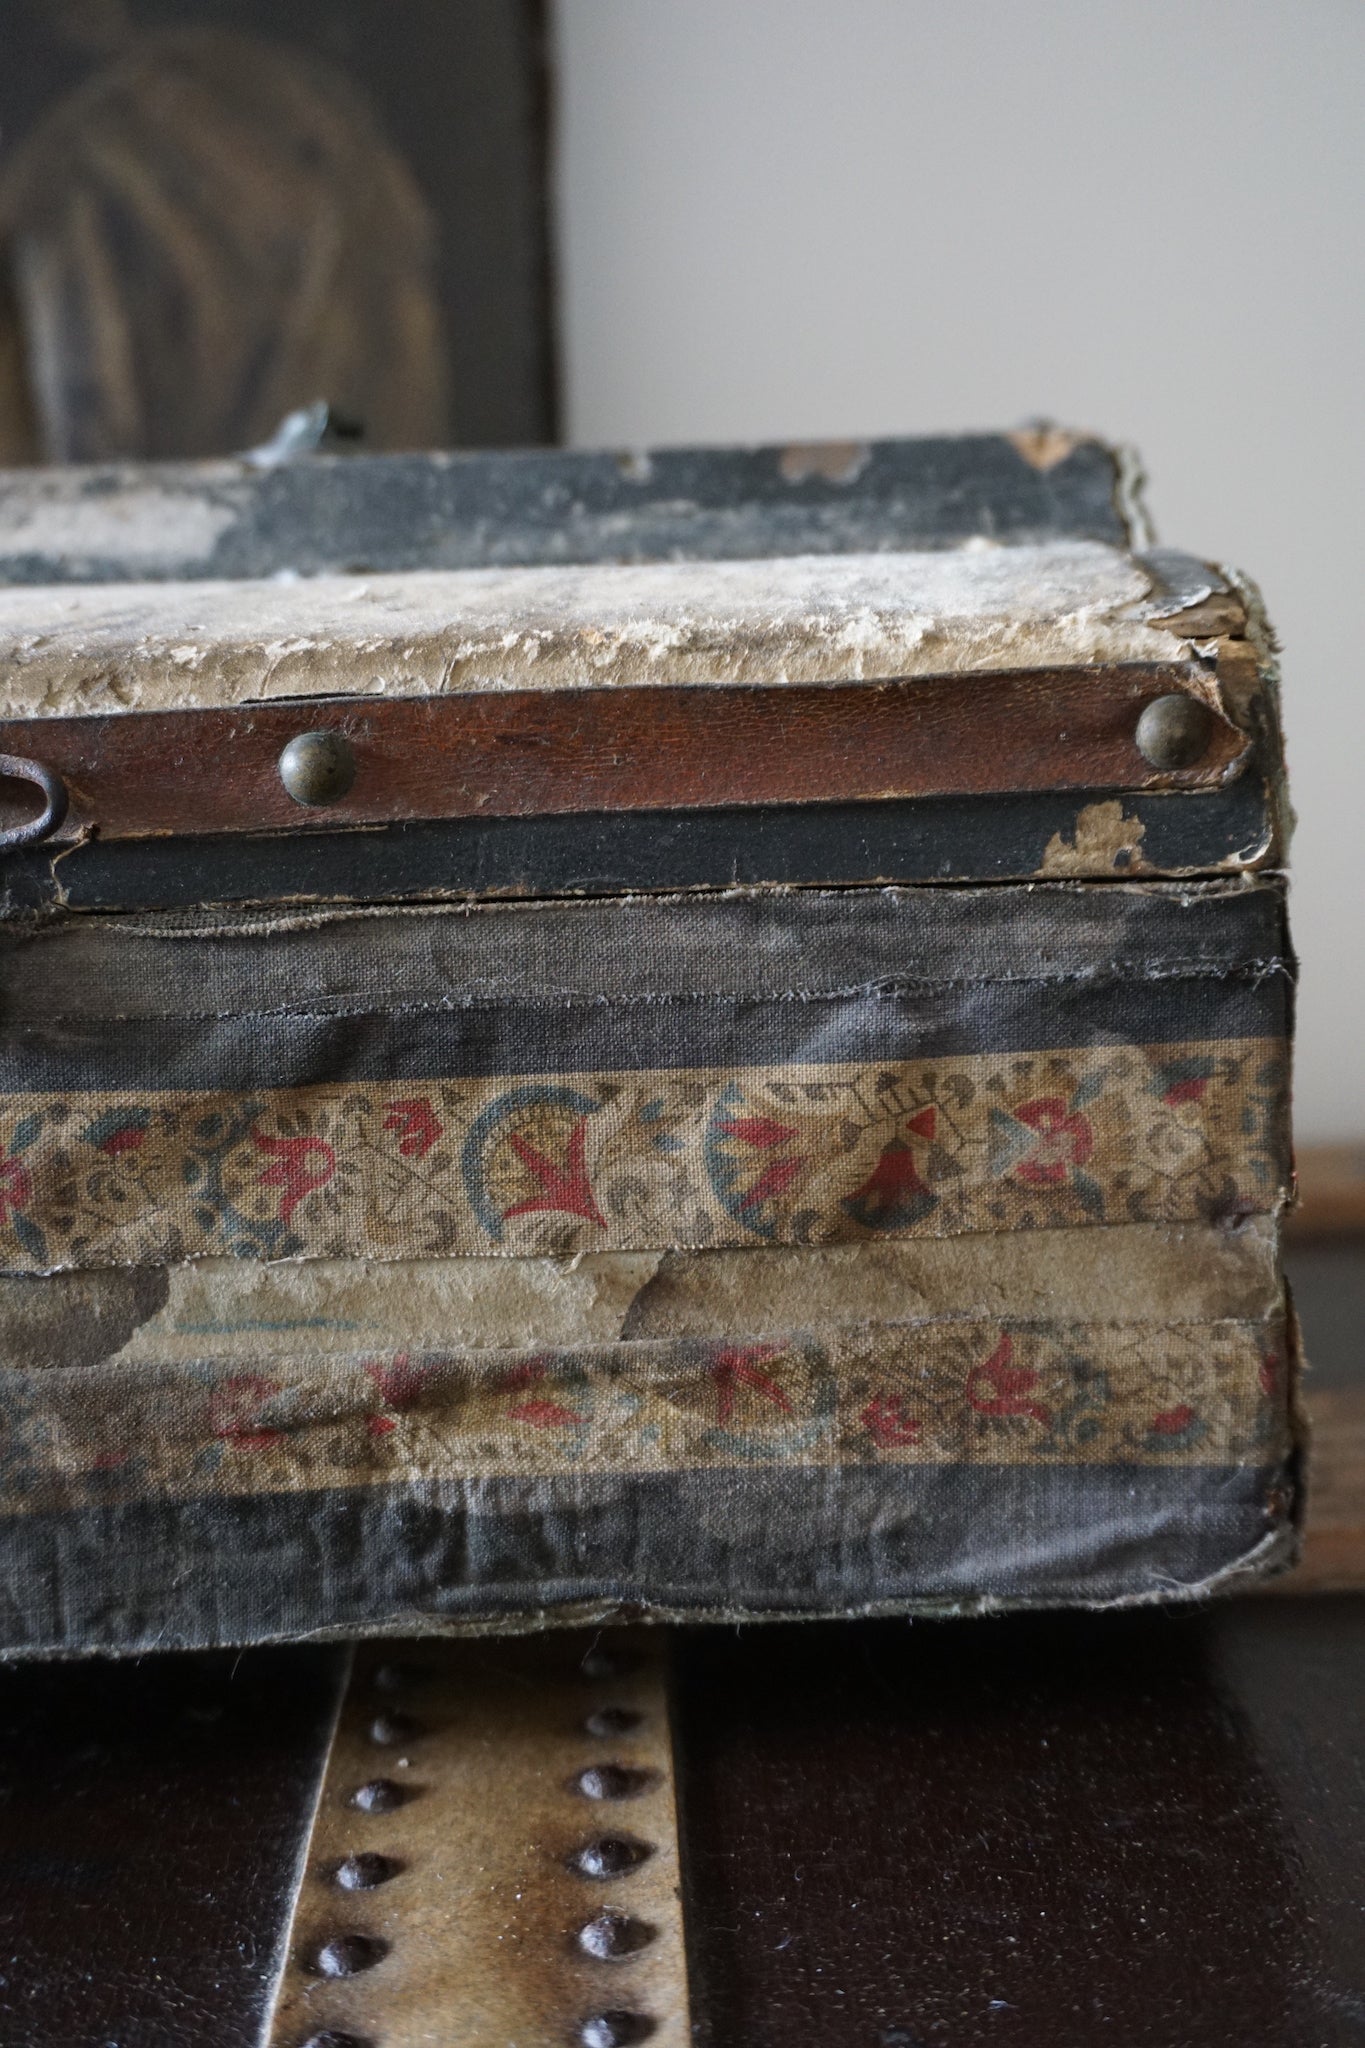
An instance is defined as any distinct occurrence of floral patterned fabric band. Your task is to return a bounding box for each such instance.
[1,1036,1286,1273]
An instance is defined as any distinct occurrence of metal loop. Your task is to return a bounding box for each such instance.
[0,752,69,849]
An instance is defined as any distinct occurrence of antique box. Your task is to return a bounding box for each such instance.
[0,431,1296,1654]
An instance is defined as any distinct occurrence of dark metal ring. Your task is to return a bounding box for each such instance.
[0,752,69,849]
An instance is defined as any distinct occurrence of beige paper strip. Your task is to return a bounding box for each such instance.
[268,1633,689,2048]
[0,1220,1281,1376]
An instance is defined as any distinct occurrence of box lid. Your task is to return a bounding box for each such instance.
[0,432,1284,904]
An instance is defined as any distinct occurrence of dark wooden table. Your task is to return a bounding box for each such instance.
[1,1243,1362,2048]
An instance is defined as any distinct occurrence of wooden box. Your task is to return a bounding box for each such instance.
[0,431,1295,1652]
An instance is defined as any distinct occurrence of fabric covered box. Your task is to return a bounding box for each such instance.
[0,430,1296,1653]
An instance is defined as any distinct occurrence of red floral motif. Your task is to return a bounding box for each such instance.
[737,1157,806,1211]
[82,1109,151,1156]
[1150,1402,1196,1436]
[1163,1077,1210,1107]
[0,1152,31,1229]
[383,1098,443,1160]
[715,1109,807,1216]
[709,1344,793,1426]
[858,1146,927,1202]
[1012,1097,1094,1185]
[503,1118,605,1227]
[209,1375,283,1451]
[365,1353,435,1411]
[364,1353,437,1437]
[99,1126,146,1156]
[253,1130,337,1225]
[500,1359,547,1391]
[510,1397,586,1428]
[861,1393,922,1447]
[717,1115,799,1150]
[966,1333,1051,1429]
[840,1106,939,1232]
[496,1357,585,1427]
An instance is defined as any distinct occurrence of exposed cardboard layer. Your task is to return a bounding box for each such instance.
[0,541,1203,718]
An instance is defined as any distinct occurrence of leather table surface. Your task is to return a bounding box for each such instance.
[676,1599,1365,2047]
[0,1645,345,2048]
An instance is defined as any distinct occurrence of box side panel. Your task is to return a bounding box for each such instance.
[0,879,1295,1650]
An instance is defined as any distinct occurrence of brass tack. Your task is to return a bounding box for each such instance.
[372,1659,430,1693]
[584,1706,643,1739]
[578,2011,656,2047]
[567,1835,655,1879]
[278,730,356,807]
[348,1777,406,1813]
[369,1711,422,1746]
[1134,692,1214,770]
[333,1851,401,1891]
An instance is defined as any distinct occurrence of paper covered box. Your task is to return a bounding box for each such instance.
[0,431,1296,1652]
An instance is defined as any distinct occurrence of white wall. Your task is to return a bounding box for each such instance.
[554,0,1365,1142]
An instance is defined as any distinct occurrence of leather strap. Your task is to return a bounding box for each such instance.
[0,664,1245,846]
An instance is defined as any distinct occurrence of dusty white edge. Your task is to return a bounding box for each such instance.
[0,539,1209,717]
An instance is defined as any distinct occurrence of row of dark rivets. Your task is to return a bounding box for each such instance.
[296,1663,429,2048]
[300,1649,667,2048]
[571,1644,659,2048]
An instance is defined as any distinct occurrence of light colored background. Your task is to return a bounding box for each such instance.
[553,0,1364,1142]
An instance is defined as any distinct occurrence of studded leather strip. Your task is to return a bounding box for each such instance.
[266,1632,689,2048]
[0,667,1246,847]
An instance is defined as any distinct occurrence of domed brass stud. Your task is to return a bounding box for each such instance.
[278,730,356,806]
[1134,693,1214,771]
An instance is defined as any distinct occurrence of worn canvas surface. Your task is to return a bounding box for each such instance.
[0,880,1295,1653]
[0,435,1296,1653]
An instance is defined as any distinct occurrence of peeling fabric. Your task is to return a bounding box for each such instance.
[0,875,1296,1650]
[0,435,1297,1651]
[0,1316,1289,1511]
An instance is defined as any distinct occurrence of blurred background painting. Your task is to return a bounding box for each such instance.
[0,0,554,461]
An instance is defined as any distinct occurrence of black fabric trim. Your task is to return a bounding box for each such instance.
[0,1463,1287,1655]
[1,880,1291,1091]
[4,973,1289,1092]
[0,783,1274,913]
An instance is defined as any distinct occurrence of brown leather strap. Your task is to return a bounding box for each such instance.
[0,664,1246,844]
